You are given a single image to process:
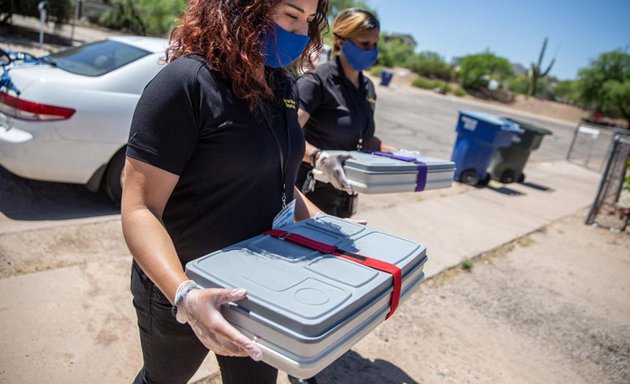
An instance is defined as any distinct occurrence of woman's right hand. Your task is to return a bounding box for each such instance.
[315,151,354,194]
[177,286,263,361]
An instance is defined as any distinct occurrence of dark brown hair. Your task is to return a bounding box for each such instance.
[167,0,328,112]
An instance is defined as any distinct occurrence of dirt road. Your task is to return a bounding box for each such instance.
[200,211,630,384]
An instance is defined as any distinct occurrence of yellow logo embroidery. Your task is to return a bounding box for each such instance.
[283,99,297,110]
[367,97,376,111]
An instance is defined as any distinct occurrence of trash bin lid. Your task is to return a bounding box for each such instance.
[459,110,522,132]
[503,117,553,136]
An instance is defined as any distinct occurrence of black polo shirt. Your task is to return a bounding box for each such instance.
[297,56,376,151]
[127,54,304,265]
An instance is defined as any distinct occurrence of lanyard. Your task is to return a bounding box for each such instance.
[261,107,291,208]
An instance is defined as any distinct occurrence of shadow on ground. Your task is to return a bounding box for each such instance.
[519,180,555,192]
[0,22,77,50]
[484,184,525,196]
[0,166,118,221]
[316,350,418,384]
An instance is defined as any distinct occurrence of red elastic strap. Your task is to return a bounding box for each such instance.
[262,229,402,319]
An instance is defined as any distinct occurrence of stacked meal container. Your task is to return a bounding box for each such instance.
[314,151,455,194]
[185,214,428,379]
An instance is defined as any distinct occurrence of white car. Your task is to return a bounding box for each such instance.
[0,36,168,204]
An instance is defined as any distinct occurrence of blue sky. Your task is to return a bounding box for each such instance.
[369,0,630,80]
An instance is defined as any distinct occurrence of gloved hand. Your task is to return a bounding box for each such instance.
[315,151,353,194]
[175,281,262,361]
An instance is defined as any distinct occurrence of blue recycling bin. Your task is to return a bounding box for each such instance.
[450,110,521,185]
[380,69,393,87]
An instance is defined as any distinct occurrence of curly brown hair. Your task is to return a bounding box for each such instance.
[167,0,328,112]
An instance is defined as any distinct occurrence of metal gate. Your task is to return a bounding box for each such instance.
[566,121,626,172]
[585,134,630,231]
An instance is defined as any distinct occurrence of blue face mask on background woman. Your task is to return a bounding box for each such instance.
[341,39,378,71]
[262,23,310,68]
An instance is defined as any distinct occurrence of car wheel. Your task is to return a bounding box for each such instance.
[459,169,479,185]
[103,148,125,206]
[517,173,525,183]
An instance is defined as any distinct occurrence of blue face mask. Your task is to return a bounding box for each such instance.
[341,39,378,71]
[262,23,310,68]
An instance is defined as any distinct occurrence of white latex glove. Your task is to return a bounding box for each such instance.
[315,151,353,194]
[175,281,262,361]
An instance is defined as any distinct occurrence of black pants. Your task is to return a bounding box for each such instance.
[297,163,358,219]
[130,262,278,384]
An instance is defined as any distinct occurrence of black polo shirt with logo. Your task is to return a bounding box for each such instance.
[296,56,377,152]
[127,54,304,265]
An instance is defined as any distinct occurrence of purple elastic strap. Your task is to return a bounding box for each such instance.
[367,151,427,192]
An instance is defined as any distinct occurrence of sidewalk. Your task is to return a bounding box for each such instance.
[0,160,601,383]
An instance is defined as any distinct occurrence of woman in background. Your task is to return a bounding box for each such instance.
[295,8,397,219]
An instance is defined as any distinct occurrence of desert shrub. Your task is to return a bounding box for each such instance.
[405,51,452,81]
[453,88,466,97]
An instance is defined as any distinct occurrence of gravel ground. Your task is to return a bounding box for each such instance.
[191,210,630,384]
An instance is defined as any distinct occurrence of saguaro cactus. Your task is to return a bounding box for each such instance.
[528,37,555,97]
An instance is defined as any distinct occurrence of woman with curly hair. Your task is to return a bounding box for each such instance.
[121,1,328,383]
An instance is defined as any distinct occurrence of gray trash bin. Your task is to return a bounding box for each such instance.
[488,117,552,183]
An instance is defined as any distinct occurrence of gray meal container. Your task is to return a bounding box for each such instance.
[185,214,428,378]
[313,151,455,194]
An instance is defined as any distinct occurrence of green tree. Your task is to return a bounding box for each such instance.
[577,49,630,129]
[405,51,452,81]
[377,36,414,68]
[99,0,146,35]
[136,0,186,36]
[552,79,579,104]
[458,52,514,91]
[507,75,529,95]
[99,0,186,36]
[328,0,375,19]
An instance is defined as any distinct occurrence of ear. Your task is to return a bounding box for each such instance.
[333,34,345,49]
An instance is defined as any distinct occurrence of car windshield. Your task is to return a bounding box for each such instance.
[49,40,150,77]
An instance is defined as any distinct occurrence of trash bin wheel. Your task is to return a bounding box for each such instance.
[517,173,525,183]
[478,173,491,186]
[499,169,516,184]
[459,169,479,185]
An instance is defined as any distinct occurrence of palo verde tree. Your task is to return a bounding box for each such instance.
[577,49,630,129]
[528,37,556,97]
